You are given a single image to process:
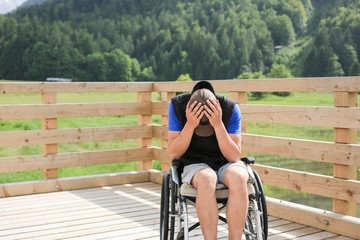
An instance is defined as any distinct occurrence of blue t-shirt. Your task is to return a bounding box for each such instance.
[168,100,241,134]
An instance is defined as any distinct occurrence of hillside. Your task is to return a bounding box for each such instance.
[0,0,359,81]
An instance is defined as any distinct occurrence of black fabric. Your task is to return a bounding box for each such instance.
[171,93,237,170]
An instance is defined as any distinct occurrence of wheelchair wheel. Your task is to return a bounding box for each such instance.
[244,170,268,240]
[169,172,176,240]
[160,172,170,240]
[253,169,268,240]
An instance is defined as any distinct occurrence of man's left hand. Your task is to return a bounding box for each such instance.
[204,98,223,128]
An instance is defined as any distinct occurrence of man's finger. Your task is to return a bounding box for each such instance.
[188,100,198,111]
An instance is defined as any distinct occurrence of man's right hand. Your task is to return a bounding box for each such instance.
[186,101,204,129]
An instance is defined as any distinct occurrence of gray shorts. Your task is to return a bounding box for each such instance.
[181,160,254,187]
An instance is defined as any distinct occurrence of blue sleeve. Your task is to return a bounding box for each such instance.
[226,104,241,134]
[168,101,182,131]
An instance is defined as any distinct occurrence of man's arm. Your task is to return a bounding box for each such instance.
[204,99,241,162]
[168,101,204,159]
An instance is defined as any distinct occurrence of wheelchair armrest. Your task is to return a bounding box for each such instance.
[241,157,255,165]
[170,166,180,186]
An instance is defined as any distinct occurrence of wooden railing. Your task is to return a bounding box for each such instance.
[0,78,360,238]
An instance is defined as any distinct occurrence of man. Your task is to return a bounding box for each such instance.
[167,81,251,240]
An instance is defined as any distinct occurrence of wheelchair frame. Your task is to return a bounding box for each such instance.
[160,157,268,240]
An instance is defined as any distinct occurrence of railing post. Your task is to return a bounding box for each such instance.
[230,91,248,158]
[42,92,58,179]
[161,91,175,172]
[333,91,358,216]
[138,91,153,170]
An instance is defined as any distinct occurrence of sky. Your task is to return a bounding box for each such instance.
[0,0,27,14]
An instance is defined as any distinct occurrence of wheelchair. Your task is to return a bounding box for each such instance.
[160,157,268,240]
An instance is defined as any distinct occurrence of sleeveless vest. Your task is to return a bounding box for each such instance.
[171,93,237,170]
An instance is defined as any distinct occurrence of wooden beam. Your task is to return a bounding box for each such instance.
[152,147,171,163]
[151,101,169,115]
[42,92,58,180]
[0,102,151,120]
[149,169,163,185]
[160,92,175,172]
[0,82,153,94]
[242,134,360,166]
[151,125,168,140]
[0,126,153,147]
[146,132,360,166]
[153,77,360,93]
[0,171,151,198]
[252,164,360,203]
[0,148,153,174]
[333,92,358,216]
[138,92,152,170]
[230,91,247,158]
[266,197,360,239]
[240,104,360,128]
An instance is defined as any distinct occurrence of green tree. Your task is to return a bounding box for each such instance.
[104,49,132,81]
[338,44,358,76]
[176,73,192,82]
[267,63,294,97]
[237,71,266,99]
[84,52,108,81]
[349,61,360,76]
[265,13,295,46]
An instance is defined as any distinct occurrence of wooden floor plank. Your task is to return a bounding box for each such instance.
[293,231,338,240]
[0,182,354,240]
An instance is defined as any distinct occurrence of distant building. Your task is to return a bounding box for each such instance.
[46,78,72,82]
[274,46,282,52]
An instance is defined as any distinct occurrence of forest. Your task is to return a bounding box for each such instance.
[0,0,360,82]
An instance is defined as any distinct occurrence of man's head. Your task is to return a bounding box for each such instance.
[188,86,217,137]
[189,88,216,123]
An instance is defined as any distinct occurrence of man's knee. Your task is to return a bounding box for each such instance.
[192,168,217,191]
[224,166,249,191]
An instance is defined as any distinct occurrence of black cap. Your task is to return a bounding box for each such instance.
[191,81,215,95]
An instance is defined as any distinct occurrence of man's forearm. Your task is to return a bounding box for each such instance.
[214,123,241,163]
[168,124,195,159]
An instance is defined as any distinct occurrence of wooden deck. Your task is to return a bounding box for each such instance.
[0,182,354,240]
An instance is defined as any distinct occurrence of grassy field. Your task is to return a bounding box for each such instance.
[0,82,359,215]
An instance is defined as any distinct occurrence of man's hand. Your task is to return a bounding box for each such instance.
[186,100,204,129]
[168,100,204,159]
[204,98,222,128]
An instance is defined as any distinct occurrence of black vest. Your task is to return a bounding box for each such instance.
[171,93,237,170]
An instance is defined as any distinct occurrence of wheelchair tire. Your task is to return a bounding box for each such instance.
[253,169,268,240]
[169,173,176,240]
[160,172,170,240]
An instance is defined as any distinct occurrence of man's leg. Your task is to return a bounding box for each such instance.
[192,168,218,240]
[223,166,249,240]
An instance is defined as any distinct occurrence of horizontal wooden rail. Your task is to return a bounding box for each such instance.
[266,197,360,239]
[0,82,152,94]
[0,148,152,173]
[242,134,360,166]
[153,77,360,92]
[152,147,171,163]
[148,130,360,166]
[151,101,169,115]
[152,125,168,140]
[240,104,360,128]
[0,125,153,147]
[252,165,360,203]
[0,171,153,198]
[0,102,151,120]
